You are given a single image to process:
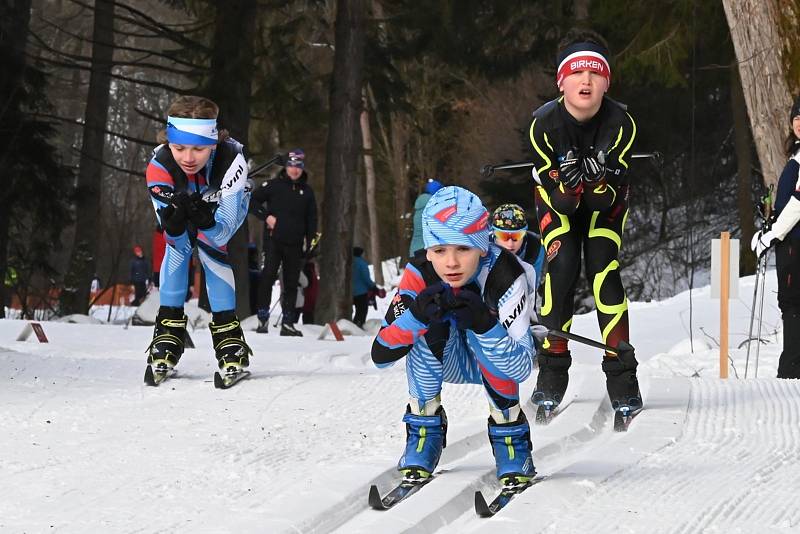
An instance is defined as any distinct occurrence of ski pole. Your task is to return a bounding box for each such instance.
[250,154,284,177]
[744,253,764,378]
[754,250,769,378]
[534,324,635,357]
[480,151,664,178]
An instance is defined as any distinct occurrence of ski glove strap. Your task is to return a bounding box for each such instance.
[558,150,583,190]
[580,151,606,183]
[751,229,778,258]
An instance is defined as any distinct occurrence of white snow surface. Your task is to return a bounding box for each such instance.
[2,269,799,533]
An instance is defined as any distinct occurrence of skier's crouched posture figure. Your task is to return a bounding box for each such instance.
[371,186,539,487]
[145,95,252,378]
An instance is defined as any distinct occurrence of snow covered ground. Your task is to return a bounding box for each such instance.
[2,269,799,533]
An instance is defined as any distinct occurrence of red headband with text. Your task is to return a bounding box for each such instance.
[556,50,611,88]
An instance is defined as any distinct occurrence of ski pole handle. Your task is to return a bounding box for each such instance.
[481,151,663,177]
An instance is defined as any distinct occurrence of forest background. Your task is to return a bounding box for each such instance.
[2,0,798,323]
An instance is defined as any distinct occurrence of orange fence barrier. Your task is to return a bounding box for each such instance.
[8,284,137,310]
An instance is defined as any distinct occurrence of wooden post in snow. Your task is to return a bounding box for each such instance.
[720,232,731,379]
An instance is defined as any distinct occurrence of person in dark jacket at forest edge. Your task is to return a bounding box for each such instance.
[130,245,150,306]
[352,247,378,328]
[250,148,318,336]
[751,95,800,378]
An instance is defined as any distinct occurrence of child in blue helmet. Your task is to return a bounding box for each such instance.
[491,203,546,292]
[372,186,538,489]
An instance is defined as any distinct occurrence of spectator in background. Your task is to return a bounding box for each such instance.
[301,258,319,325]
[90,274,102,294]
[294,269,309,325]
[409,179,443,259]
[250,148,318,336]
[751,95,800,378]
[130,245,150,306]
[247,242,260,315]
[352,246,377,328]
[151,224,167,288]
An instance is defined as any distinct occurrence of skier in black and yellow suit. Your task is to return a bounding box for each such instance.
[527,31,642,422]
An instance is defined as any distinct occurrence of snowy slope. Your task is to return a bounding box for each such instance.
[1,269,798,533]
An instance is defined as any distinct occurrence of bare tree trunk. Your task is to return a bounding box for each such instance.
[360,89,384,285]
[391,115,410,259]
[731,65,757,276]
[723,0,792,188]
[0,0,34,318]
[61,0,116,315]
[206,0,257,319]
[317,0,367,324]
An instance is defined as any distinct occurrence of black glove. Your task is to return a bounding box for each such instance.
[408,281,450,325]
[185,192,216,230]
[161,192,189,236]
[447,288,497,334]
[581,151,606,183]
[558,150,583,190]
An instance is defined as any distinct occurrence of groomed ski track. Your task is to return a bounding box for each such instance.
[4,270,800,534]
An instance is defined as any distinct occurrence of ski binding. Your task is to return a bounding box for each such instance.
[369,470,433,510]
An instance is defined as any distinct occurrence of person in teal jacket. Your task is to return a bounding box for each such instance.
[408,179,443,259]
[352,247,377,327]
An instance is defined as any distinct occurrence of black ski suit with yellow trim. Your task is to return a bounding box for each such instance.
[527,95,641,409]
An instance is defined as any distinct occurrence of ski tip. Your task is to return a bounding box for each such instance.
[368,485,384,509]
[144,365,156,386]
[213,372,224,389]
[474,491,493,517]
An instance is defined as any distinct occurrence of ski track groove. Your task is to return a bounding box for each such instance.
[305,372,609,534]
[540,379,800,534]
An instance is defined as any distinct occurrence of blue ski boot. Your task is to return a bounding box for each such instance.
[397,402,448,481]
[488,409,535,488]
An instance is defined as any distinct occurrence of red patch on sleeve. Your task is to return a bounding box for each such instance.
[380,324,423,346]
[399,268,426,294]
[146,163,173,187]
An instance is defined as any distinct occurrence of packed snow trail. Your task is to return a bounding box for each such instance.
[454,378,800,534]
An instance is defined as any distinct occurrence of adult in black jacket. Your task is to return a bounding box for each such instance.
[250,148,317,336]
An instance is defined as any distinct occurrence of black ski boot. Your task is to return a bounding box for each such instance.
[603,341,642,431]
[146,306,188,371]
[256,309,270,334]
[531,351,572,424]
[209,311,252,371]
[778,312,800,378]
[279,309,303,337]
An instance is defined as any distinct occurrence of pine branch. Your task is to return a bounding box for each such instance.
[70,145,145,178]
[36,15,206,71]
[30,112,158,147]
[29,52,195,94]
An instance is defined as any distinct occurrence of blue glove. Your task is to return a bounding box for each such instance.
[447,288,497,334]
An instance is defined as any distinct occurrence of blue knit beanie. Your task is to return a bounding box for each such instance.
[425,179,443,195]
[422,186,490,252]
